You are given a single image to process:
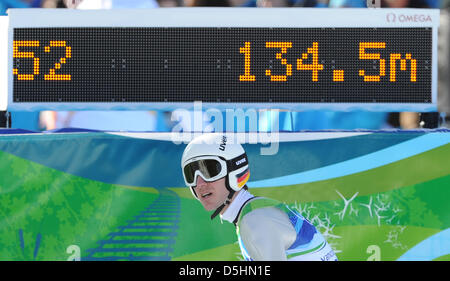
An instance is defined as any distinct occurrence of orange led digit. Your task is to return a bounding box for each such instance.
[297,42,323,82]
[239,42,256,82]
[12,40,40,80]
[358,42,386,82]
[333,70,345,82]
[265,42,293,82]
[44,41,72,81]
[390,53,417,82]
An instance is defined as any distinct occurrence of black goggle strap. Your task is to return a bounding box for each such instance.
[226,153,248,173]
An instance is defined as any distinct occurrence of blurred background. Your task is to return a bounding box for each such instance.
[1,0,449,132]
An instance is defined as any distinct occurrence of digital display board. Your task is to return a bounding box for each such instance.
[0,16,7,111]
[13,27,432,104]
[7,8,440,111]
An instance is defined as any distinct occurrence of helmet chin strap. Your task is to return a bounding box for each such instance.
[210,189,235,220]
[210,176,236,220]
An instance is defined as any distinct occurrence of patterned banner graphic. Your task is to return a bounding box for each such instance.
[0,130,449,261]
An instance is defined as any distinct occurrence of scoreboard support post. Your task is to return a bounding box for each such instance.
[0,111,11,128]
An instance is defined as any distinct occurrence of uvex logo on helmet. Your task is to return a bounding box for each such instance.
[235,158,247,166]
[219,136,227,151]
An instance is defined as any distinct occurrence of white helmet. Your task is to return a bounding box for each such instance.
[181,133,250,200]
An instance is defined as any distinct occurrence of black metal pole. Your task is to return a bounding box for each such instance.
[0,111,11,128]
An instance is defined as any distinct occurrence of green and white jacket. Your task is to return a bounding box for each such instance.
[221,190,337,261]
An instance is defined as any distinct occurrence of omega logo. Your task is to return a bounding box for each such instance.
[387,13,432,23]
[386,13,396,23]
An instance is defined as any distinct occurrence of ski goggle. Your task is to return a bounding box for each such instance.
[182,156,228,187]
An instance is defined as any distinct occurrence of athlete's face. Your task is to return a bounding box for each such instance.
[194,176,228,211]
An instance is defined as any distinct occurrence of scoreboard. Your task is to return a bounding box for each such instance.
[6,8,440,111]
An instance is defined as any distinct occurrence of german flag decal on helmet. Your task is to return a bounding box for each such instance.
[237,168,250,188]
